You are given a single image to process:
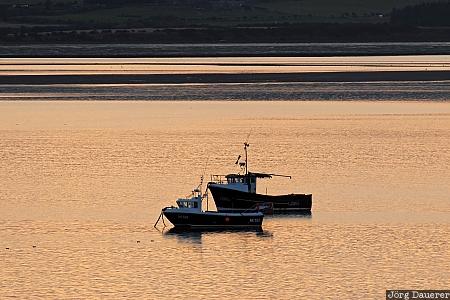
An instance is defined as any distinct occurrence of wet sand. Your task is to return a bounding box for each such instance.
[1,70,450,84]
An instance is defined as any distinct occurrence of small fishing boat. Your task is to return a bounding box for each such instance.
[156,187,264,230]
[208,142,312,214]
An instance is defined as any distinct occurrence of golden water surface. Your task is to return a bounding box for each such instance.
[1,100,449,299]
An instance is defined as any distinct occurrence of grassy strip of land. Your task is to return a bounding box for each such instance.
[2,1,450,44]
[2,0,436,28]
[3,24,450,44]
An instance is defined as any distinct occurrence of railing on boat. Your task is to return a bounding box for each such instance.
[210,175,229,184]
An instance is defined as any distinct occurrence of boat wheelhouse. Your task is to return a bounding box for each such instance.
[210,172,272,193]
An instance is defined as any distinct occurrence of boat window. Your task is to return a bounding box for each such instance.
[181,201,198,208]
[227,176,250,184]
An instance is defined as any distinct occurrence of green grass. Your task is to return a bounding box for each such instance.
[0,0,76,4]
[5,0,445,28]
[256,0,439,15]
[27,3,288,27]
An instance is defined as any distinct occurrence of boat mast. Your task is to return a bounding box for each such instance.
[244,142,249,175]
[244,142,250,192]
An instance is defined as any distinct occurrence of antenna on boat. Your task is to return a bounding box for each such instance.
[199,155,209,191]
[245,128,252,145]
[200,155,210,211]
[244,142,249,175]
[234,130,252,175]
[244,128,252,176]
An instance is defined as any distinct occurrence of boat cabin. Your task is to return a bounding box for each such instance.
[210,172,272,193]
[176,189,202,212]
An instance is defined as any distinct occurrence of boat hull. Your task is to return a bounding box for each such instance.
[162,208,264,230]
[209,185,312,213]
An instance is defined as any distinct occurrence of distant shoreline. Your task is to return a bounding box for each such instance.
[2,71,450,85]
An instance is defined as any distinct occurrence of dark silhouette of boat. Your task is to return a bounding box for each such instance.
[208,143,312,214]
[158,188,264,230]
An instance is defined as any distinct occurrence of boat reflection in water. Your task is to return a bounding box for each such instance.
[163,229,204,245]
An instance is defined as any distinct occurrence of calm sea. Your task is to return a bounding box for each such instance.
[1,100,449,299]
[1,57,450,299]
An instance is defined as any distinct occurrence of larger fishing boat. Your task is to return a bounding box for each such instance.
[208,143,312,213]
